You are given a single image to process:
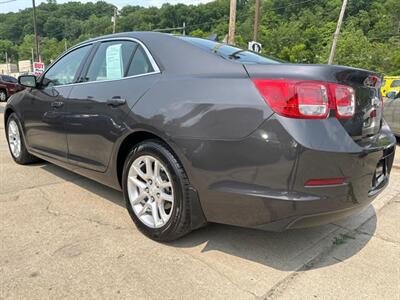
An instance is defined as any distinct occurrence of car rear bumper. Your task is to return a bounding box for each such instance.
[255,167,392,231]
[176,115,397,230]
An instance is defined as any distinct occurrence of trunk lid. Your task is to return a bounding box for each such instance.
[244,63,383,142]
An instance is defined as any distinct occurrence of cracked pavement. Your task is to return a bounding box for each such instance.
[0,102,399,299]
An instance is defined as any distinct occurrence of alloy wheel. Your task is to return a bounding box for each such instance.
[127,155,174,228]
[8,119,21,158]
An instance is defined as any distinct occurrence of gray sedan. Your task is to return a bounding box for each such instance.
[4,32,397,241]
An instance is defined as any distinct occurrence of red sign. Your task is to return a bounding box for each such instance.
[33,62,45,76]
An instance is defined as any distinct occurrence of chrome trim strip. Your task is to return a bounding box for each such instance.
[56,71,161,88]
[43,36,161,88]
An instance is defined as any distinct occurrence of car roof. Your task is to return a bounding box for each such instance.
[73,32,245,76]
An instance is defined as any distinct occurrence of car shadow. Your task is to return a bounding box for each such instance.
[39,162,376,272]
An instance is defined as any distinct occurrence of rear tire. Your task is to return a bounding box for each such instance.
[6,113,39,164]
[122,139,192,242]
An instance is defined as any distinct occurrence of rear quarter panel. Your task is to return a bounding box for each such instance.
[131,74,272,140]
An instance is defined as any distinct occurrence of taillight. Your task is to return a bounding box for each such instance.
[252,79,355,119]
[331,84,355,118]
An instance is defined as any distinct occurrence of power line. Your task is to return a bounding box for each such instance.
[268,0,321,11]
[176,0,326,32]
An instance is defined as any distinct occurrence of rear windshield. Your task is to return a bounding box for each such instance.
[179,36,281,65]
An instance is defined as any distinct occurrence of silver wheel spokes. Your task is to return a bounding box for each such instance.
[8,120,21,158]
[0,92,6,101]
[128,155,174,228]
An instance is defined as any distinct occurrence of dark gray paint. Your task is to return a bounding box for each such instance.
[4,32,397,230]
[22,85,71,161]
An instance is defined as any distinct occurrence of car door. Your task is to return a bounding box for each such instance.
[65,39,161,172]
[23,44,93,161]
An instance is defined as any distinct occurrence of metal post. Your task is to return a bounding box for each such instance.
[112,7,117,34]
[228,0,237,45]
[32,0,40,62]
[5,52,9,74]
[31,48,34,71]
[183,22,186,36]
[328,0,348,65]
[253,0,260,42]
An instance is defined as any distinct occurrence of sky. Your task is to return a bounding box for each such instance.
[0,0,213,13]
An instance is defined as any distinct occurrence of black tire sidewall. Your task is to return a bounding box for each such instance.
[122,141,188,241]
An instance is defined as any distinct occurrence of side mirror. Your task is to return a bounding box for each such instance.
[18,75,37,88]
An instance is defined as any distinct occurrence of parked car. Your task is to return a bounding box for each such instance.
[4,32,396,241]
[0,75,23,102]
[384,91,400,136]
[381,76,400,97]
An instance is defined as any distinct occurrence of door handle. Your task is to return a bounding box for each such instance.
[51,101,64,108]
[107,97,126,107]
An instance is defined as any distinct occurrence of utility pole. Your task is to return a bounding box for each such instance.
[253,0,260,42]
[112,7,117,34]
[228,0,237,45]
[5,52,9,74]
[182,22,186,36]
[328,0,348,64]
[32,0,40,62]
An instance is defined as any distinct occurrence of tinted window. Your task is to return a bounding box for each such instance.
[127,47,155,76]
[391,80,400,87]
[86,41,137,82]
[42,45,91,87]
[2,75,17,83]
[179,36,281,64]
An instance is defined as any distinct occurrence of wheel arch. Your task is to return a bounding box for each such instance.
[116,130,165,188]
[115,129,207,229]
[4,107,14,129]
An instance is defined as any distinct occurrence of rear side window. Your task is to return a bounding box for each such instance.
[127,47,154,76]
[86,41,137,82]
[391,80,400,88]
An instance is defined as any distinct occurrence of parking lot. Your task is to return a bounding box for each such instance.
[0,102,399,299]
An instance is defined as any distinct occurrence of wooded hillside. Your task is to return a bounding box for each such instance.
[0,0,399,74]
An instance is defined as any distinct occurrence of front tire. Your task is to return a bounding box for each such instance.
[122,140,192,241]
[6,113,39,164]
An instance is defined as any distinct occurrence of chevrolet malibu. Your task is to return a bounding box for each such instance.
[4,32,396,241]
